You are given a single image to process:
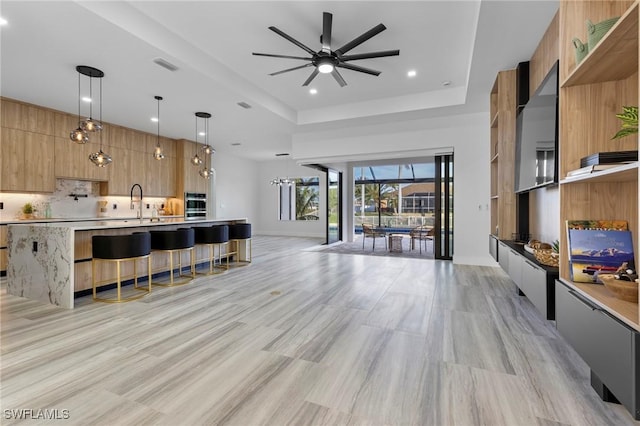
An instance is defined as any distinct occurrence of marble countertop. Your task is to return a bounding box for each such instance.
[0,216,184,225]
[6,217,246,231]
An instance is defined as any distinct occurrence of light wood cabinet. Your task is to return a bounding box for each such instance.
[2,97,178,198]
[176,139,209,195]
[1,127,55,192]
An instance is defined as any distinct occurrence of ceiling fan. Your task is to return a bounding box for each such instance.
[252,12,400,87]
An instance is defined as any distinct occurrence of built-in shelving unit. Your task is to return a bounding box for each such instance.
[489,70,516,239]
[558,0,639,328]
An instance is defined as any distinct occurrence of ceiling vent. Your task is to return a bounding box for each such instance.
[237,101,252,109]
[153,57,179,72]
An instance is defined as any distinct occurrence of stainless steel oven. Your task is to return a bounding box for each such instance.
[184,192,207,220]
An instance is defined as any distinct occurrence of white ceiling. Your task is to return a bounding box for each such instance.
[0,1,558,161]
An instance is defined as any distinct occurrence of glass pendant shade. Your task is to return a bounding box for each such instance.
[202,145,215,155]
[191,154,202,165]
[153,95,164,160]
[199,167,214,179]
[70,127,88,144]
[80,118,103,132]
[194,112,213,173]
[153,145,165,160]
[89,149,112,167]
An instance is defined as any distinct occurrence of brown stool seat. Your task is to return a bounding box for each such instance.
[91,232,152,303]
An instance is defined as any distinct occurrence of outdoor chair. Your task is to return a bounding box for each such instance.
[410,225,434,254]
[362,223,387,251]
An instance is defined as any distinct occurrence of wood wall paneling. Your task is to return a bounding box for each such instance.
[529,11,560,95]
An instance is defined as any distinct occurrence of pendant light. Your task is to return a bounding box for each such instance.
[191,112,205,166]
[70,69,89,144]
[198,112,215,179]
[153,95,165,160]
[88,69,111,167]
[270,153,293,186]
[78,66,104,133]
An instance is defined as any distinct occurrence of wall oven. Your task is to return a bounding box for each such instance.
[184,192,207,220]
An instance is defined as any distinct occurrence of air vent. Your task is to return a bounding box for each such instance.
[153,57,179,72]
[237,102,252,109]
[230,142,242,146]
[275,153,290,157]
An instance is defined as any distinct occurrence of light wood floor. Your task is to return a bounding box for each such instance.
[1,236,637,425]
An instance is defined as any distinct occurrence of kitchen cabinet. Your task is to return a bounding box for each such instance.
[508,248,523,287]
[177,139,209,195]
[521,259,548,319]
[1,127,55,192]
[0,225,7,276]
[556,280,639,419]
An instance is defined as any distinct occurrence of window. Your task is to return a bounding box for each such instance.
[278,177,320,221]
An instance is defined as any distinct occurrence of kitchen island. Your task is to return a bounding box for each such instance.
[7,218,248,308]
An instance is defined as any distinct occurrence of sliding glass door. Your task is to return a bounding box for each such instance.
[434,154,454,260]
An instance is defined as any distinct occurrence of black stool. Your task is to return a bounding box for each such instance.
[228,223,252,266]
[92,232,151,303]
[150,228,195,286]
[194,225,230,274]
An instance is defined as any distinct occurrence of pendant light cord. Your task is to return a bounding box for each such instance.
[77,72,81,123]
[98,77,102,150]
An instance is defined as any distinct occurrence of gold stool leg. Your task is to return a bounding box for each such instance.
[92,259,97,300]
[116,260,121,302]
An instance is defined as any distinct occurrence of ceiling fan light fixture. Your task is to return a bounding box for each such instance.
[318,60,334,74]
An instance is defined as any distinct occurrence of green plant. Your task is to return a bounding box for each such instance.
[612,106,638,139]
[551,239,560,254]
[21,203,34,215]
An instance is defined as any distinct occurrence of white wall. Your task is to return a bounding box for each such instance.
[211,152,259,225]
[293,112,495,266]
[255,158,326,238]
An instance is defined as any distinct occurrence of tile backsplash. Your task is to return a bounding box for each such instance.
[0,179,172,222]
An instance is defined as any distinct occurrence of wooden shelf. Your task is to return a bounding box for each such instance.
[491,195,499,200]
[562,1,638,87]
[560,161,639,184]
[490,113,499,128]
[559,278,639,331]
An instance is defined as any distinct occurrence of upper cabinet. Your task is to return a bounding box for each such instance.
[176,139,209,195]
[557,0,638,325]
[1,100,55,192]
[1,97,178,197]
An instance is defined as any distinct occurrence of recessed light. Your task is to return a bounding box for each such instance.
[309,88,318,95]
[82,97,91,103]
[0,17,8,26]
[151,117,159,122]
[442,80,451,86]
[407,70,417,77]
[199,132,206,136]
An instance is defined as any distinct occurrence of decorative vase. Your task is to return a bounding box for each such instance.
[586,17,620,51]
[572,37,588,65]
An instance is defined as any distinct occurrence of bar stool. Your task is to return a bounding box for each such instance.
[150,228,195,286]
[92,232,151,303]
[228,223,252,266]
[194,225,230,274]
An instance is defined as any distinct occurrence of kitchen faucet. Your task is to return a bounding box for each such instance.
[130,183,143,222]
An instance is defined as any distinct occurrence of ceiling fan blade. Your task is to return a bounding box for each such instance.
[336,63,380,76]
[269,26,316,56]
[253,52,313,61]
[322,12,332,53]
[331,69,347,87]
[340,49,400,61]
[335,23,386,56]
[302,69,319,86]
[270,63,314,76]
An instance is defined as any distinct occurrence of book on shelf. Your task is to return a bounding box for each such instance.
[566,220,635,284]
[566,163,629,177]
